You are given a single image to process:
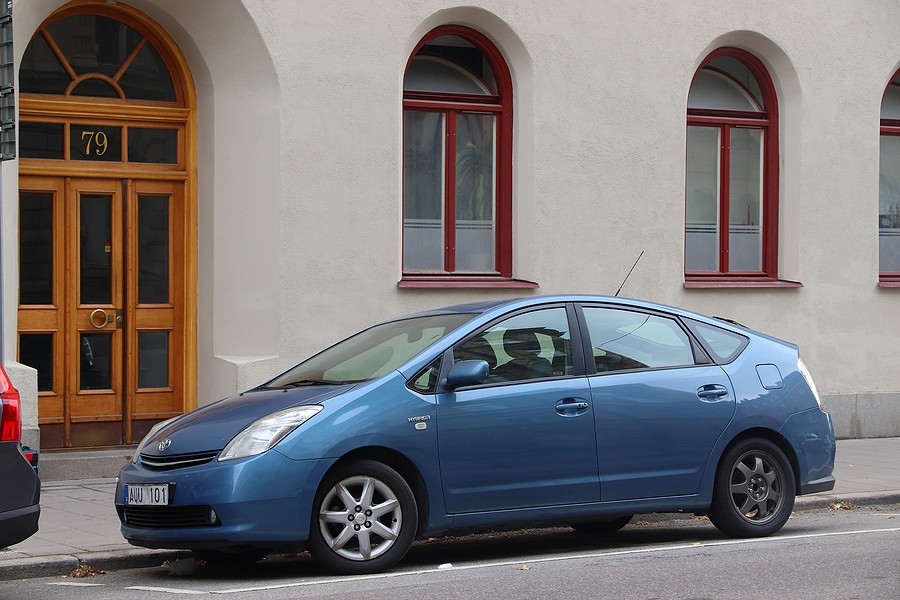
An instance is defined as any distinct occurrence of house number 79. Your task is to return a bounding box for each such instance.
[81,130,109,156]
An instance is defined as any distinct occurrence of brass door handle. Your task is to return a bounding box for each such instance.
[89,309,109,329]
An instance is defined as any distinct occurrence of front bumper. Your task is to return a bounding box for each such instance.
[115,450,333,550]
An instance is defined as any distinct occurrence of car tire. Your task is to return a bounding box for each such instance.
[571,515,633,535]
[308,459,418,575]
[708,438,795,538]
[193,548,271,566]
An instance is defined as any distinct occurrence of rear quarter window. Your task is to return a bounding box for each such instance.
[685,319,749,363]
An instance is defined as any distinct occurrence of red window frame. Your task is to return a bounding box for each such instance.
[684,48,791,288]
[400,26,527,288]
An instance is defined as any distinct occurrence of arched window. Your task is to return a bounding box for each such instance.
[401,26,514,285]
[879,69,900,285]
[685,49,780,282]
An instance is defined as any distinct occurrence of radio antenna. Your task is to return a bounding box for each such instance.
[615,251,644,297]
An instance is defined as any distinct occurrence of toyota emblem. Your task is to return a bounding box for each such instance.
[158,438,172,452]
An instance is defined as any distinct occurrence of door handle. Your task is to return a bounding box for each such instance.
[89,308,110,329]
[697,384,729,400]
[555,398,590,416]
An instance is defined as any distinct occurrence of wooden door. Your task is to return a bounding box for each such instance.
[18,176,185,448]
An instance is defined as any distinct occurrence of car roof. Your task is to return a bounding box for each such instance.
[402,294,740,329]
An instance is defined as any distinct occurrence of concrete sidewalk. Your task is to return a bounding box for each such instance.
[2,437,899,581]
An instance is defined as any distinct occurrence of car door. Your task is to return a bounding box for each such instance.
[436,305,600,514]
[579,304,735,501]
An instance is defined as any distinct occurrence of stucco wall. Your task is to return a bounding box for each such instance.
[4,0,899,442]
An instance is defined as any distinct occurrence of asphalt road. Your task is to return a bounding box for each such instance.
[2,504,898,599]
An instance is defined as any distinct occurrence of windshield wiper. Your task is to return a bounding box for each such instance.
[278,379,348,388]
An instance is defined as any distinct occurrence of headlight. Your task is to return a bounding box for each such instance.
[132,417,178,463]
[797,357,823,409]
[219,405,323,461]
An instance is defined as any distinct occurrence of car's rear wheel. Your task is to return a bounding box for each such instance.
[308,459,417,575]
[571,514,633,535]
[193,547,271,566]
[708,438,795,538]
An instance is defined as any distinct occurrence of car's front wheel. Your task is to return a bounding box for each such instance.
[708,438,795,538]
[308,459,418,575]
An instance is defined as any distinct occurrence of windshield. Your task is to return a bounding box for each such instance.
[265,313,475,387]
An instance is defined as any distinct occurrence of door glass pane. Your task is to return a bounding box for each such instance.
[19,123,65,159]
[80,333,111,390]
[583,307,695,372]
[879,135,900,273]
[129,128,178,164]
[19,192,54,305]
[455,307,573,383]
[729,128,763,271]
[685,126,721,271]
[71,125,123,162]
[138,331,169,388]
[403,111,445,270]
[138,196,170,304]
[19,334,53,392]
[80,194,112,304]
[455,113,496,271]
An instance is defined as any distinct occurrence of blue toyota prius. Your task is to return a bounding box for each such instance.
[116,295,836,574]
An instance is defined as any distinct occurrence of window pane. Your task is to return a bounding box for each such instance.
[19,122,64,159]
[71,78,120,98]
[685,319,748,363]
[583,307,695,372]
[47,16,141,78]
[729,128,763,271]
[688,57,763,111]
[20,31,70,94]
[405,57,492,95]
[405,35,496,94]
[129,128,178,163]
[880,135,900,272]
[80,333,111,390]
[80,194,112,304]
[455,113,495,271]
[403,111,445,270]
[456,308,573,383]
[70,124,123,162]
[19,334,53,392]
[882,84,900,120]
[19,192,54,305]
[119,43,176,101]
[138,331,169,388]
[685,126,720,271]
[138,196,170,304]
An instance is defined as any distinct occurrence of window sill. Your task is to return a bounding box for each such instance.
[399,275,540,289]
[684,277,803,289]
[878,279,900,288]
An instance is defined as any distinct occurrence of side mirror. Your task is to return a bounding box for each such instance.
[445,360,489,390]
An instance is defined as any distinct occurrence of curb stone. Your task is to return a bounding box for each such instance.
[0,549,191,582]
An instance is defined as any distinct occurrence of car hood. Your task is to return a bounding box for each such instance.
[139,384,353,456]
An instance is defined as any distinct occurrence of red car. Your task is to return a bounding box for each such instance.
[0,366,40,548]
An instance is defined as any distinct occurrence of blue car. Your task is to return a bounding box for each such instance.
[116,295,835,574]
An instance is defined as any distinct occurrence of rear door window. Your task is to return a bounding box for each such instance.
[581,306,696,373]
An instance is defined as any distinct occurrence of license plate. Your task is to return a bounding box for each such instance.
[124,483,170,506]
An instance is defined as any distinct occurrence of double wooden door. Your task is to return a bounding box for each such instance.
[18,176,186,448]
